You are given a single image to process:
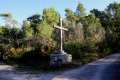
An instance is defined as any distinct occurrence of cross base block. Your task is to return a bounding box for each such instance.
[50,50,72,66]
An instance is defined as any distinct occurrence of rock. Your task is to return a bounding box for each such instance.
[50,50,72,66]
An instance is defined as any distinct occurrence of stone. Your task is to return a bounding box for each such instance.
[50,51,72,66]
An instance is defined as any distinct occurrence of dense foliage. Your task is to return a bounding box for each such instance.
[0,2,120,67]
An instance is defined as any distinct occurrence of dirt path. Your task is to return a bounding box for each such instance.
[0,53,120,80]
[0,61,41,80]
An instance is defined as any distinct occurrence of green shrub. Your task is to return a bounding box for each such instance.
[82,39,98,53]
[103,48,112,55]
[21,48,42,65]
[7,48,23,60]
[64,41,83,60]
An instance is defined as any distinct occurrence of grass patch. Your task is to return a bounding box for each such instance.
[14,61,82,74]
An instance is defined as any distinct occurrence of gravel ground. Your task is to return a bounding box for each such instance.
[40,53,120,80]
[0,53,120,80]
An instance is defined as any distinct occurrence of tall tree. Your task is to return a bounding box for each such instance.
[90,9,101,17]
[37,21,53,45]
[22,20,33,39]
[27,13,41,24]
[65,8,77,22]
[90,9,108,28]
[42,7,59,25]
[84,13,105,43]
[0,13,18,27]
[75,2,86,23]
[27,14,41,35]
[2,24,11,39]
[63,19,84,43]
[104,2,120,50]
[0,13,19,48]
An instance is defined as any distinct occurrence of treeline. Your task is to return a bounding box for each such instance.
[0,1,120,66]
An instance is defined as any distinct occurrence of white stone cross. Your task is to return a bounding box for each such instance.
[53,17,68,52]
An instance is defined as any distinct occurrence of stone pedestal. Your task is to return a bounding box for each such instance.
[50,50,72,66]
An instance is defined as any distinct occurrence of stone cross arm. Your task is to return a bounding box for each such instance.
[53,25,68,31]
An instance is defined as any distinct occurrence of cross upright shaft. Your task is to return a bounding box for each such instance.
[53,17,68,52]
[60,18,63,51]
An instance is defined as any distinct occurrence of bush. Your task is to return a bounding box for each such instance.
[103,48,112,55]
[7,48,23,60]
[64,41,83,60]
[21,48,42,65]
[82,39,98,53]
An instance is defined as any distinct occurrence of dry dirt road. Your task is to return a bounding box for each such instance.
[0,53,120,80]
